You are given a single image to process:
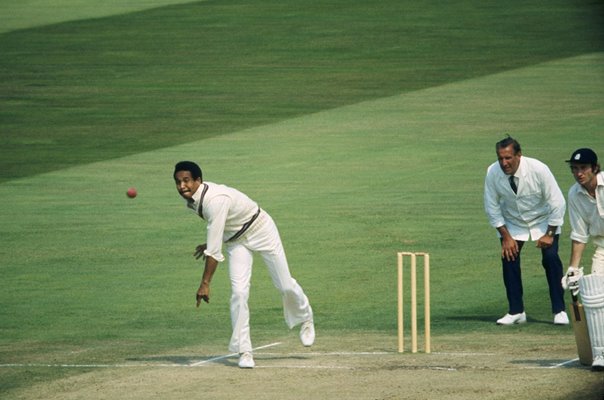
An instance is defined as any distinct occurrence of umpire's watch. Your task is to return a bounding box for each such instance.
[546,229,556,237]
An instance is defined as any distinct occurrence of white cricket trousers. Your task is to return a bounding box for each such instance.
[592,246,604,275]
[225,210,312,354]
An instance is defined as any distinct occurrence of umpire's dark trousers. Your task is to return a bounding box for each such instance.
[501,235,566,315]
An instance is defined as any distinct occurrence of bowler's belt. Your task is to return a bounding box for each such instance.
[227,208,261,242]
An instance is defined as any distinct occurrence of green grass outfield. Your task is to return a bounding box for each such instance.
[2,0,603,182]
[0,0,200,33]
[1,1,604,398]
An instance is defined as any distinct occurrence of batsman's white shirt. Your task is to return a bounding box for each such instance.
[568,171,604,249]
[186,181,312,353]
[484,156,566,241]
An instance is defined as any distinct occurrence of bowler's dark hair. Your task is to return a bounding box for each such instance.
[174,161,202,180]
[496,135,521,154]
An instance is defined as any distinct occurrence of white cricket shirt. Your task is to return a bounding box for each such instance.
[484,156,566,241]
[187,182,259,262]
[568,171,604,248]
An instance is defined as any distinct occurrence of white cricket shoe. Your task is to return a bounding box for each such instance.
[496,312,527,325]
[553,311,569,325]
[300,319,315,347]
[238,352,255,369]
[592,348,604,371]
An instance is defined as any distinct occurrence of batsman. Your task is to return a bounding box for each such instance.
[561,148,604,371]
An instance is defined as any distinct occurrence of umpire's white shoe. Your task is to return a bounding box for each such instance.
[496,312,527,325]
[553,311,569,325]
[238,352,255,369]
[300,319,315,347]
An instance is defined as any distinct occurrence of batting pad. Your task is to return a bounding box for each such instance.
[580,274,604,358]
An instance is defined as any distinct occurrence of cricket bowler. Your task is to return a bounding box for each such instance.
[173,161,315,369]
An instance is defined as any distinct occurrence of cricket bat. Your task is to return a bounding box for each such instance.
[570,293,592,366]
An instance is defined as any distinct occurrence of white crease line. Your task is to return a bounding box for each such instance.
[508,358,582,370]
[546,358,580,369]
[0,363,185,368]
[433,352,496,356]
[256,365,354,370]
[189,342,282,366]
[188,352,238,367]
[257,351,495,357]
[0,349,580,371]
[257,351,391,357]
[0,342,284,369]
[430,366,458,371]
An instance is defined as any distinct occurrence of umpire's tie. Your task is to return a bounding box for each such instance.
[509,175,518,194]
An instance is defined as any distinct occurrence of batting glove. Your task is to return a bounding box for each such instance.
[561,266,583,296]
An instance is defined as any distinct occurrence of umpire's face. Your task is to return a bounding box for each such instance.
[175,170,202,201]
[497,144,521,176]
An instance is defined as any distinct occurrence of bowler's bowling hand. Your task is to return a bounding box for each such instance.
[194,244,207,260]
[196,284,210,307]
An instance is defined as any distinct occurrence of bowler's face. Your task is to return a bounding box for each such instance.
[497,145,521,176]
[174,170,201,200]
